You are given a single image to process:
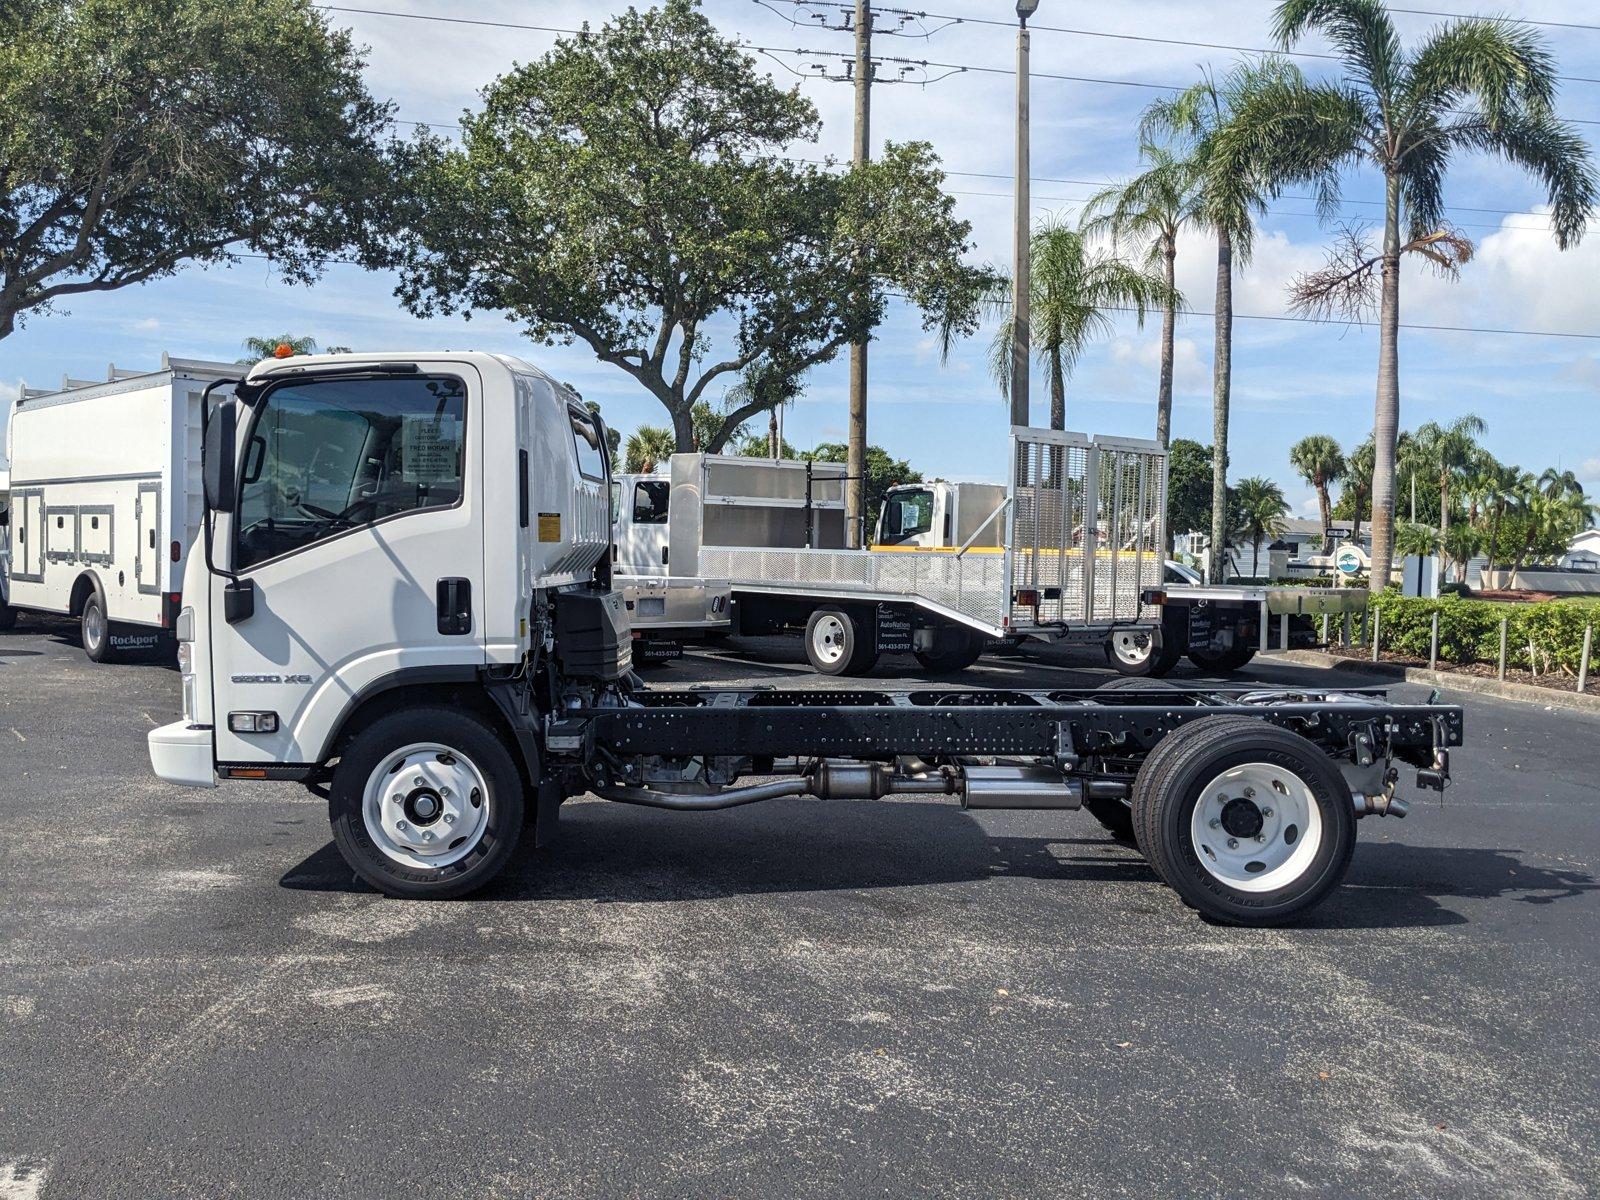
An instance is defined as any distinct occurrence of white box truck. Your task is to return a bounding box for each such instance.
[2,355,235,659]
[148,351,1462,927]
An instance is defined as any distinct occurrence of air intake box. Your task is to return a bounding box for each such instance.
[553,590,633,679]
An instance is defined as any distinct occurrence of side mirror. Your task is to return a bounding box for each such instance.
[204,402,237,512]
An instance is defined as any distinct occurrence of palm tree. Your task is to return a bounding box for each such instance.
[1408,415,1486,577]
[1245,0,1596,594]
[1143,60,1302,583]
[239,334,319,362]
[1539,467,1585,501]
[1343,436,1375,546]
[623,425,677,474]
[1393,521,1440,560]
[724,358,806,459]
[1441,521,1481,583]
[988,219,1171,430]
[1288,434,1345,553]
[1081,144,1198,447]
[1231,476,1290,579]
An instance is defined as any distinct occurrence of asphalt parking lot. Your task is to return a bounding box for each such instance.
[2,617,1597,1199]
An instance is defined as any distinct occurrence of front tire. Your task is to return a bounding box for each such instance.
[1132,716,1356,926]
[329,707,524,899]
[81,589,115,663]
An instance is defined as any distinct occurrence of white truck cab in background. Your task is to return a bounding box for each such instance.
[872,480,1006,551]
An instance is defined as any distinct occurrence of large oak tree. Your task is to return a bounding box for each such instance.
[387,0,994,452]
[0,0,393,342]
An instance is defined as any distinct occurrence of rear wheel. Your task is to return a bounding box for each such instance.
[914,626,986,674]
[1188,643,1256,673]
[329,707,524,899]
[1132,716,1356,925]
[1107,627,1179,676]
[1084,678,1179,843]
[804,608,877,676]
[81,589,115,663]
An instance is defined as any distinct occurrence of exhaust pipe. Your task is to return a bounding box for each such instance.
[1352,791,1409,818]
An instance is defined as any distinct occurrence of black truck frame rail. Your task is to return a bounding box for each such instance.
[556,683,1464,782]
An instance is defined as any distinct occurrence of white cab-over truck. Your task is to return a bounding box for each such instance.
[150,352,1463,926]
[2,356,234,658]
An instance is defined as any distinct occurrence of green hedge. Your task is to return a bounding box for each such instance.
[1368,593,1598,673]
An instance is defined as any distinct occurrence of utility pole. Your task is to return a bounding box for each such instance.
[845,0,873,548]
[1010,1,1039,430]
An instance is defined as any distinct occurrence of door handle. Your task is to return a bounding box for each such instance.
[436,578,472,635]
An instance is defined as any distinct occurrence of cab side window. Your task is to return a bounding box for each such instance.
[632,481,669,524]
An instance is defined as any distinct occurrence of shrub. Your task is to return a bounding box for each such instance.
[1369,593,1599,673]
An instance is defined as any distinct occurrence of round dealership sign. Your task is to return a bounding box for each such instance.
[1336,548,1363,577]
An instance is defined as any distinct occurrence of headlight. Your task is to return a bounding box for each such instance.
[176,606,195,643]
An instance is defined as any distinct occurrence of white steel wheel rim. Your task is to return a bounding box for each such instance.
[362,743,491,869]
[812,615,849,666]
[85,602,105,648]
[1111,629,1153,666]
[1190,762,1324,893]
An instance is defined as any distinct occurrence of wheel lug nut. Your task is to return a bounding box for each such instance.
[1262,807,1274,818]
[1209,818,1221,829]
[440,787,451,798]
[421,830,435,842]
[391,794,404,805]
[442,812,457,825]
[1227,838,1239,850]
[1243,787,1255,798]
[413,777,425,788]
[1255,834,1266,842]
[396,819,409,830]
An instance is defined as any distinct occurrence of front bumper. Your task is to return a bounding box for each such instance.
[149,720,217,789]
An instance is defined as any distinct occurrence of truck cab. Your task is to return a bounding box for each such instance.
[872,480,1007,551]
[150,352,616,789]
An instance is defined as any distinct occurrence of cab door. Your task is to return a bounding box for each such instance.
[208,366,484,766]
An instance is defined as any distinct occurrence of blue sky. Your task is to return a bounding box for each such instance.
[5,0,1600,521]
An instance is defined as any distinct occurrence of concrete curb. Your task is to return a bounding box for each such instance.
[1262,649,1600,715]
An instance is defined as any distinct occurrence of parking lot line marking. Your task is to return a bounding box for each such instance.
[9,729,22,743]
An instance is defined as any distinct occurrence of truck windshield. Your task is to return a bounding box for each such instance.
[235,375,466,571]
[877,488,933,545]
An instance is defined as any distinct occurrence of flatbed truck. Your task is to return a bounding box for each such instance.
[149,352,1463,927]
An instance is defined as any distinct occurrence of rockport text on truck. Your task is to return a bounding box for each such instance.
[148,353,1463,926]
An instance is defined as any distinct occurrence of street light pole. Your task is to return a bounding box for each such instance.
[1009,1,1038,431]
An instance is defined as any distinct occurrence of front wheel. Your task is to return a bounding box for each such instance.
[1132,716,1356,926]
[329,707,524,899]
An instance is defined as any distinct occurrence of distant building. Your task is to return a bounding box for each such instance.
[1560,529,1600,573]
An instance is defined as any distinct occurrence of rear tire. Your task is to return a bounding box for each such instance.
[914,626,985,674]
[1132,716,1356,926]
[329,707,525,899]
[81,589,115,663]
[1188,644,1256,673]
[804,608,876,676]
[1084,678,1179,843]
[1107,627,1178,676]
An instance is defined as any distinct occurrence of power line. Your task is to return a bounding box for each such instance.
[316,4,1600,124]
[1388,7,1600,33]
[390,124,1575,229]
[1103,305,1600,341]
[753,0,1600,86]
